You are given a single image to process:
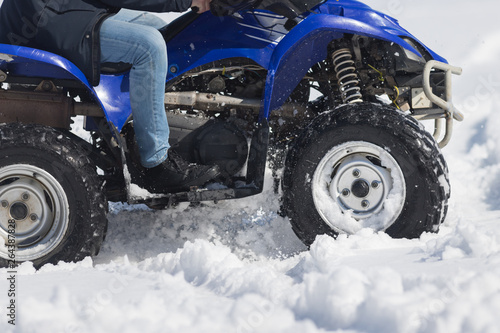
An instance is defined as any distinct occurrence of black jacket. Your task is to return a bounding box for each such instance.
[0,0,191,86]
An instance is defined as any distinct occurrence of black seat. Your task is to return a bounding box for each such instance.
[100,62,132,74]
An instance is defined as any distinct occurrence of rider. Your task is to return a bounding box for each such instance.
[0,0,220,193]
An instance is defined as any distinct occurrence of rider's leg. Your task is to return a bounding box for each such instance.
[100,17,169,168]
[99,15,220,192]
[107,9,167,29]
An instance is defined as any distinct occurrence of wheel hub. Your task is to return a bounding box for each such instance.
[312,141,405,234]
[351,179,370,198]
[0,177,51,243]
[0,165,68,261]
[10,202,29,221]
[330,155,392,218]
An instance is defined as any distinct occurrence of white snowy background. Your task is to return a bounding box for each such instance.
[2,0,500,332]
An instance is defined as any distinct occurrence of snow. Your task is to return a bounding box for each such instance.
[2,1,500,332]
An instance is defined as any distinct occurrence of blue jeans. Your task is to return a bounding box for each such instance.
[100,9,170,168]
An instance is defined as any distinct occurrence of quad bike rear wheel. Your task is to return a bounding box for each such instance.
[0,123,107,268]
[282,103,450,245]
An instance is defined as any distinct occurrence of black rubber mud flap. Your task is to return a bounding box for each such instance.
[247,119,270,192]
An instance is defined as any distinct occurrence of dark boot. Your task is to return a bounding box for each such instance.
[143,150,220,193]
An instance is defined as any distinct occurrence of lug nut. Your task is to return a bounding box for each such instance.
[30,214,38,222]
[352,169,361,178]
[22,192,30,201]
[341,189,350,197]
[361,200,370,208]
[371,181,380,189]
[1,200,8,208]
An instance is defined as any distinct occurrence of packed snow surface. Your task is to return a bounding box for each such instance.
[2,0,500,332]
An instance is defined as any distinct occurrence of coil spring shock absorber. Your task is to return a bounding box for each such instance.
[332,48,363,104]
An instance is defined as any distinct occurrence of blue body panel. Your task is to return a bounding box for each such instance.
[0,0,448,131]
[0,44,90,84]
[93,73,131,129]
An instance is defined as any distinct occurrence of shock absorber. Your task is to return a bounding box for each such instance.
[332,48,363,104]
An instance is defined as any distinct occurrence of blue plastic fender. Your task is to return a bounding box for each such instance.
[93,73,131,131]
[261,1,448,118]
[0,44,133,130]
[0,44,91,85]
[314,0,446,63]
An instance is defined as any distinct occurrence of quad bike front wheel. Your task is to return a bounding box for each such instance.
[0,123,108,268]
[282,103,450,245]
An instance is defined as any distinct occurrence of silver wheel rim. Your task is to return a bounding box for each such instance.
[312,141,406,234]
[0,164,69,261]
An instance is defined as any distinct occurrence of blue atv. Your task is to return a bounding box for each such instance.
[0,0,462,267]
